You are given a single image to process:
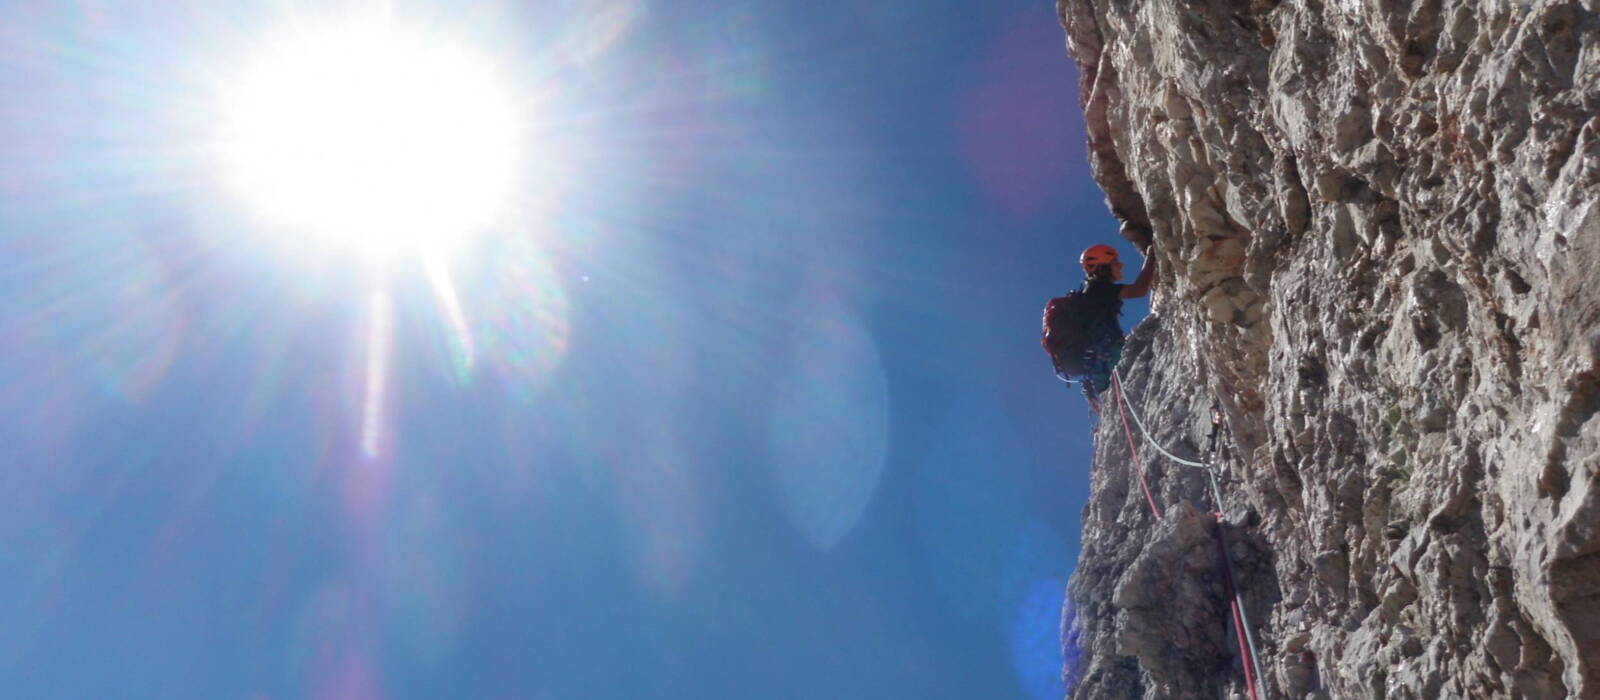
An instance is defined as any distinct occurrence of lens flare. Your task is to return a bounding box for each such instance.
[30,236,185,404]
[288,580,378,700]
[957,17,1082,219]
[1009,578,1067,700]
[556,0,646,66]
[767,296,889,550]
[424,256,477,384]
[914,397,1030,620]
[382,489,471,666]
[613,429,704,595]
[359,290,392,462]
[470,237,571,403]
[1061,597,1085,694]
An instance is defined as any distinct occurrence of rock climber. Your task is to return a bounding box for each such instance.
[1041,237,1156,408]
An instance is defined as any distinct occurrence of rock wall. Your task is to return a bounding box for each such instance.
[1056,2,1600,698]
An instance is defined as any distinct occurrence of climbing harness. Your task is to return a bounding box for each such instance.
[1106,370,1266,700]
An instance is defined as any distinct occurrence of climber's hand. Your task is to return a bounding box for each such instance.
[1119,220,1153,251]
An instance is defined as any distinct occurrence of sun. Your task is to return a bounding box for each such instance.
[214,19,524,262]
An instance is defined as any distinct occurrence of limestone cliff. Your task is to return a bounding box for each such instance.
[1055,2,1600,698]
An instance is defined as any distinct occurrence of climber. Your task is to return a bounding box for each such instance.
[1040,237,1156,407]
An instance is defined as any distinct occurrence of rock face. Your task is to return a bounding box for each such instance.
[1056,2,1600,698]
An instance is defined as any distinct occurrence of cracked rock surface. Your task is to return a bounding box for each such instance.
[1055,2,1600,698]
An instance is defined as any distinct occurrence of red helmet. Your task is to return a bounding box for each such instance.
[1080,244,1119,274]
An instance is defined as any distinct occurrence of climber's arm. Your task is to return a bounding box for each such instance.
[1120,249,1156,299]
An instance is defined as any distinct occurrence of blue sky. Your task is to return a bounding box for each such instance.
[0,1,1145,697]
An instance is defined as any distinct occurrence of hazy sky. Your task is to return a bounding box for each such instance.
[0,1,1142,697]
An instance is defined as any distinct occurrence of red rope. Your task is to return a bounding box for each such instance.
[1228,594,1254,700]
[1111,370,1161,519]
[1111,370,1260,699]
[1217,514,1261,700]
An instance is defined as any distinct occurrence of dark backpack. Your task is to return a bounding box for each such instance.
[1041,292,1090,377]
[1042,287,1117,378]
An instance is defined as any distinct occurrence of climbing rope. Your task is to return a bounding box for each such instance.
[1205,415,1269,694]
[1219,536,1261,700]
[1104,369,1264,700]
[1110,370,1162,519]
[1109,369,1210,469]
[1214,507,1266,700]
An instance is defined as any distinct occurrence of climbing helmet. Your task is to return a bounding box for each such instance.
[1080,244,1119,275]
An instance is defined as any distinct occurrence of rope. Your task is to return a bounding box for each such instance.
[1223,572,1261,700]
[1110,370,1162,519]
[1109,369,1210,469]
[1207,428,1268,696]
[1105,370,1264,700]
[1213,508,1262,700]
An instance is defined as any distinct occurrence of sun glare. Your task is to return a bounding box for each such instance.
[215,20,524,261]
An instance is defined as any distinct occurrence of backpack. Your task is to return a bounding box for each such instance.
[1042,287,1117,378]
[1041,292,1089,377]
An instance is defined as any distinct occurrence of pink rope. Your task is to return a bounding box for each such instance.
[1110,370,1161,519]
[1229,597,1260,700]
[1111,369,1261,700]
